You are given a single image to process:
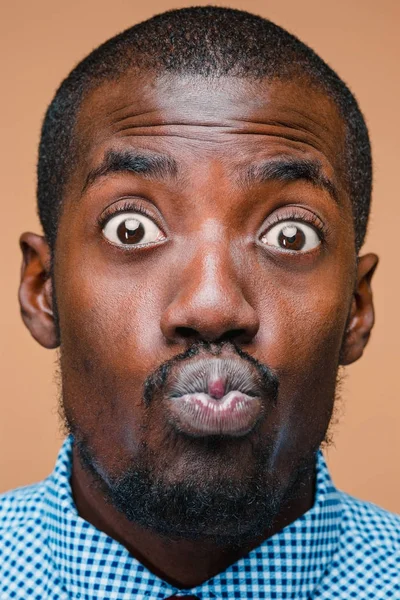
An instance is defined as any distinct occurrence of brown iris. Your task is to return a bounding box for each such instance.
[278,225,305,250]
[117,218,145,244]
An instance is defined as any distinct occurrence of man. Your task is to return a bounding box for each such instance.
[0,5,398,599]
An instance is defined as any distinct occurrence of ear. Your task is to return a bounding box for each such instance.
[340,253,379,366]
[18,232,59,349]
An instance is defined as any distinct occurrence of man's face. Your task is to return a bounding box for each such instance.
[28,73,367,541]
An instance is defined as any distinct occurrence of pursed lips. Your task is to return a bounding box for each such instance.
[164,356,266,437]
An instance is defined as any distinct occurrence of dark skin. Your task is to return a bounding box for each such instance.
[19,73,378,588]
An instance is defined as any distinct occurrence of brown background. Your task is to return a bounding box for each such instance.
[1,0,399,513]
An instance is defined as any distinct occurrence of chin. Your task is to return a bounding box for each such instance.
[75,432,312,544]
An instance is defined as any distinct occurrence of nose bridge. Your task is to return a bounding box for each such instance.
[161,219,260,342]
[187,221,238,302]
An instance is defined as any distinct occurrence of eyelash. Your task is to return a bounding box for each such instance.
[98,200,328,244]
[262,208,328,241]
[98,200,154,229]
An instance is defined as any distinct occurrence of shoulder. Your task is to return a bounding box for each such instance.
[316,492,400,598]
[0,481,67,597]
[339,492,399,551]
[0,482,48,570]
[0,481,48,561]
[0,480,47,530]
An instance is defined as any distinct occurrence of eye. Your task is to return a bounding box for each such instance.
[102,212,166,247]
[260,220,321,252]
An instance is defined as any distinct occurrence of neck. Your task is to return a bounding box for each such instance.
[70,445,315,589]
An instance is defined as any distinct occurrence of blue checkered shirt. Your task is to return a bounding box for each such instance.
[0,436,399,599]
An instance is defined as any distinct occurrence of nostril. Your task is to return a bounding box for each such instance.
[220,329,247,341]
[176,326,199,339]
[174,327,250,344]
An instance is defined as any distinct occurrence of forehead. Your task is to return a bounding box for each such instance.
[72,72,347,199]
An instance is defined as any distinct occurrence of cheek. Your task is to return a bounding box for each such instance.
[252,265,353,452]
[257,264,352,371]
[56,259,169,466]
[58,256,165,368]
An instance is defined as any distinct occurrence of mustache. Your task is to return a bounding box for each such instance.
[143,340,279,407]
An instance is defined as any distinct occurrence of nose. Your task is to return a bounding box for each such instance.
[160,229,260,345]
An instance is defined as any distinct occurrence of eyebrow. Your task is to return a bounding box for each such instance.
[241,156,339,203]
[82,149,178,192]
[83,149,339,205]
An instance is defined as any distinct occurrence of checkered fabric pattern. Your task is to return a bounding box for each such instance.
[0,437,399,599]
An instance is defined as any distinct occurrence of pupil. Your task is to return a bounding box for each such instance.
[117,218,145,244]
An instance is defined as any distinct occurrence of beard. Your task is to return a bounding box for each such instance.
[61,358,344,547]
[60,339,327,547]
[73,430,317,547]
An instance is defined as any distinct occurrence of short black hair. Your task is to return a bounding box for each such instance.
[38,6,372,252]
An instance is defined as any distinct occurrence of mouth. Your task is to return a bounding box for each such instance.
[164,356,265,437]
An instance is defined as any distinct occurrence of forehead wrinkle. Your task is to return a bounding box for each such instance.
[106,116,334,157]
[233,111,333,137]
[110,127,330,158]
[93,95,341,157]
[110,114,325,136]
[106,103,155,118]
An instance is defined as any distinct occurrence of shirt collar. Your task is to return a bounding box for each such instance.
[43,436,343,599]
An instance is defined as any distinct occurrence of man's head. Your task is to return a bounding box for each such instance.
[19,6,378,545]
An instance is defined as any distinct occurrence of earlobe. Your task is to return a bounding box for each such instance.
[18,232,59,349]
[340,253,379,366]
